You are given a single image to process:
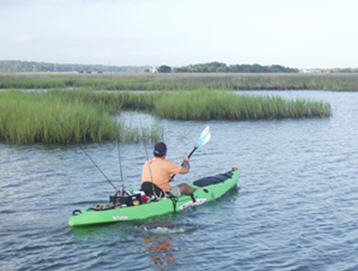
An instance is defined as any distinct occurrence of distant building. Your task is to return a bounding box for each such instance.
[150,66,158,73]
[301,69,322,74]
[301,69,312,73]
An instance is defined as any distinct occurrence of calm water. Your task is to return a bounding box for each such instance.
[1,90,358,271]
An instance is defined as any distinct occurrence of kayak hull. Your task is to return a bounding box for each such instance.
[69,169,239,227]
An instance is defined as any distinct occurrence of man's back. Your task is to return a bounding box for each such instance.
[141,157,182,192]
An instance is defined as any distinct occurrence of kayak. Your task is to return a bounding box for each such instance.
[69,168,239,227]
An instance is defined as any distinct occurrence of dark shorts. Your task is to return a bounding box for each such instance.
[141,182,165,198]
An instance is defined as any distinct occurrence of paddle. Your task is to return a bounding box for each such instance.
[188,126,211,158]
[170,126,211,181]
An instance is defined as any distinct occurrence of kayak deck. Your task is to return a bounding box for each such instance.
[69,168,239,227]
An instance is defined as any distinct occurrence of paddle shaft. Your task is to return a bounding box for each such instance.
[188,147,198,159]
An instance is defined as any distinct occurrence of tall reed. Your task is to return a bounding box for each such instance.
[0,91,163,145]
[51,89,331,120]
[153,90,331,120]
[0,89,331,145]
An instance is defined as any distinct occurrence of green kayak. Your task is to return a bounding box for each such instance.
[69,168,239,227]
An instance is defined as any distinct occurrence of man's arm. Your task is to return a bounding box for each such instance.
[179,155,190,174]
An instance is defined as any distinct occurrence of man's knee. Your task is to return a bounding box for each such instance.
[178,183,196,194]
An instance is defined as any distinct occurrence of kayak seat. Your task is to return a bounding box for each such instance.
[141,182,166,198]
[193,171,233,187]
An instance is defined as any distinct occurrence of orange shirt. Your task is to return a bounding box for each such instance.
[141,157,182,192]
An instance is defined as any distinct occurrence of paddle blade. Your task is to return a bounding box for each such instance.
[195,126,211,148]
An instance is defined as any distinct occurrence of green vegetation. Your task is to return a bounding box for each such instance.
[153,91,331,120]
[0,91,163,145]
[310,68,358,73]
[51,89,161,112]
[53,89,331,120]
[0,89,331,145]
[157,65,172,73]
[0,75,173,90]
[1,72,358,91]
[171,62,299,73]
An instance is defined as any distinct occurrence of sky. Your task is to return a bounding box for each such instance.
[0,0,357,69]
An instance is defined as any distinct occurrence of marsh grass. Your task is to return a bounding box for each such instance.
[51,89,331,120]
[50,89,165,112]
[153,90,331,120]
[0,89,330,145]
[0,76,172,90]
[1,72,358,90]
[0,91,163,145]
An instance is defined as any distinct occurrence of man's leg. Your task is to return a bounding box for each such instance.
[178,183,196,195]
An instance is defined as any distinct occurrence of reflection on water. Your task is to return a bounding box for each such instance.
[141,221,197,270]
[143,235,176,271]
[69,220,187,270]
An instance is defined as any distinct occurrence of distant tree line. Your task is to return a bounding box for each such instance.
[7,60,358,74]
[324,68,358,73]
[157,62,299,73]
[0,60,150,73]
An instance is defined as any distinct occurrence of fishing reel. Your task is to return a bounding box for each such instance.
[109,189,142,207]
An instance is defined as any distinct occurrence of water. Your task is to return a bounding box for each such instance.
[1,90,358,271]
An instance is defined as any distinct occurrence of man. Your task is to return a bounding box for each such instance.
[141,142,196,198]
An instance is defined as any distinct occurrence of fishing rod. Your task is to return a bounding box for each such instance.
[111,63,128,194]
[139,117,161,197]
[80,146,118,191]
[116,138,126,192]
[109,60,127,193]
[78,67,128,196]
[139,118,154,183]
